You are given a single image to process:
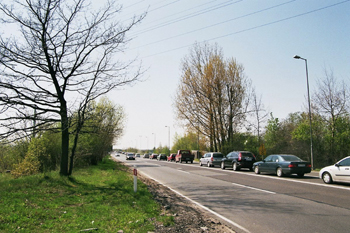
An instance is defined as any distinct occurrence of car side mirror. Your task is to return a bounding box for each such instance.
[262,159,266,162]
[335,163,340,167]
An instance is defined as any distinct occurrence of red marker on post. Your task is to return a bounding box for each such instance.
[133,166,137,193]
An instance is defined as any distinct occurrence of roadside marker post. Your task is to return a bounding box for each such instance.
[133,166,137,193]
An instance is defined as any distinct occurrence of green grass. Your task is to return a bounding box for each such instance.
[0,157,172,232]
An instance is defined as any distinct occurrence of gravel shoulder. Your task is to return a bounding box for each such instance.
[137,170,236,233]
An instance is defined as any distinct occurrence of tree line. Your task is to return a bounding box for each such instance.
[173,43,349,168]
[0,97,125,177]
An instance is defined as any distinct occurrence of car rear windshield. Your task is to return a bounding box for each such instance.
[181,151,191,155]
[281,155,302,161]
[241,152,254,157]
[213,153,224,158]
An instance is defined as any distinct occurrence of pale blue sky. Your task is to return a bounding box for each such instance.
[108,0,350,150]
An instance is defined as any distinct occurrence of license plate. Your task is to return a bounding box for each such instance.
[245,157,252,161]
[298,164,305,167]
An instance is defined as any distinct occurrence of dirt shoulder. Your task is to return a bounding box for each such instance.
[137,172,236,233]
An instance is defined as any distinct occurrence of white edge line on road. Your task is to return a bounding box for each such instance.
[191,163,350,191]
[140,172,251,233]
[232,182,276,194]
[114,156,350,191]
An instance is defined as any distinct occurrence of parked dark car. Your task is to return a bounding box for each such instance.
[253,154,311,177]
[150,153,158,159]
[200,152,224,167]
[126,153,135,160]
[175,150,194,163]
[221,151,256,171]
[167,153,176,162]
[157,154,167,161]
[143,153,150,158]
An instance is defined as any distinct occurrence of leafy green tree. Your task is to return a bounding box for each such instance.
[0,141,28,172]
[72,97,125,167]
[172,132,207,152]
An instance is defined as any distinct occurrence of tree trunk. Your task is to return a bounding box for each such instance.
[60,102,69,176]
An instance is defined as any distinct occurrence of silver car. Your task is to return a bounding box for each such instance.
[319,156,350,184]
[200,152,224,167]
[126,153,135,160]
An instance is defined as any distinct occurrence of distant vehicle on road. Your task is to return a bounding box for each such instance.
[221,151,256,171]
[143,153,150,158]
[319,156,350,184]
[157,154,167,161]
[126,153,135,160]
[150,153,158,159]
[200,152,224,167]
[135,153,141,158]
[253,154,311,177]
[167,153,176,162]
[175,150,194,163]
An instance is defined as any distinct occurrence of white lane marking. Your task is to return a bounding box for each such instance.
[184,163,350,191]
[141,172,251,233]
[232,182,276,194]
[177,169,191,174]
[125,158,350,191]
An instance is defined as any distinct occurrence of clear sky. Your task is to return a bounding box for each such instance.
[107,0,350,150]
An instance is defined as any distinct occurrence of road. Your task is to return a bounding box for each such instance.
[113,154,350,233]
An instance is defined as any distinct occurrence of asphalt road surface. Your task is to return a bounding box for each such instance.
[114,154,350,233]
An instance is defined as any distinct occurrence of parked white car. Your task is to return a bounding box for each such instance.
[319,156,350,184]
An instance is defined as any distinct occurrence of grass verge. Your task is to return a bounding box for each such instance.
[0,157,172,232]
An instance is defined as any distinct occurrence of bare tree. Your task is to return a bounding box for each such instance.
[312,69,348,162]
[0,0,145,175]
[174,42,250,152]
[249,88,268,156]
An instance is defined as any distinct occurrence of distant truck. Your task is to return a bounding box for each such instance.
[175,150,194,163]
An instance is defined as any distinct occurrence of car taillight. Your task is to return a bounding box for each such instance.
[288,164,297,168]
[238,153,242,161]
[307,164,311,168]
[211,157,213,161]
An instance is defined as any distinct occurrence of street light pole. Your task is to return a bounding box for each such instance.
[152,133,156,149]
[165,126,170,152]
[294,55,314,170]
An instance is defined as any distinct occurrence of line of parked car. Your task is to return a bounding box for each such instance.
[197,151,350,185]
[141,150,194,163]
[121,150,350,185]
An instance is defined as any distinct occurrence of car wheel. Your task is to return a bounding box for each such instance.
[186,161,188,163]
[276,167,284,177]
[322,172,333,184]
[254,166,260,174]
[233,162,239,171]
[221,162,225,170]
[297,173,305,178]
[191,160,193,164]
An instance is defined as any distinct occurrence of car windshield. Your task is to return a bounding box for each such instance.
[281,155,302,162]
[213,153,224,158]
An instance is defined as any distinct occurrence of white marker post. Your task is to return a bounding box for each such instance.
[133,166,137,193]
